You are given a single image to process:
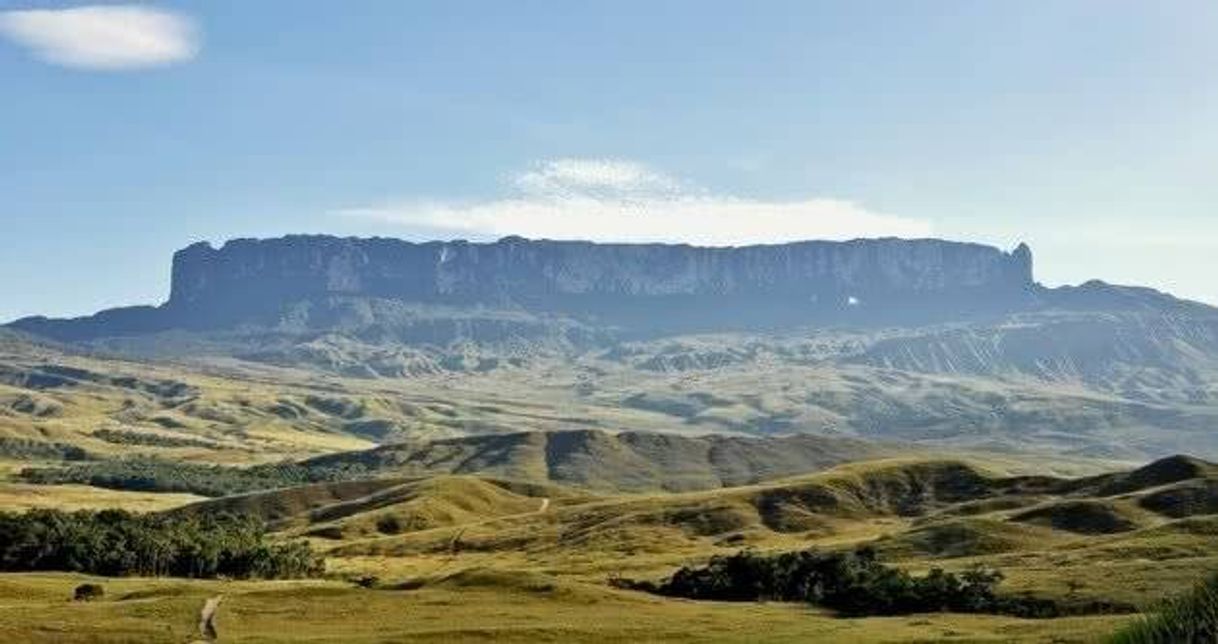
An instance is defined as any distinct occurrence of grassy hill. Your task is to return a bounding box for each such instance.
[154,454,1218,583]
[6,325,1218,640]
[299,428,893,492]
[6,453,1218,641]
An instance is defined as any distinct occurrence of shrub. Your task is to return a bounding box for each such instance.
[73,583,104,601]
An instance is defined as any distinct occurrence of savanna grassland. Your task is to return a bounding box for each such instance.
[3,452,1217,642]
[1,331,1215,642]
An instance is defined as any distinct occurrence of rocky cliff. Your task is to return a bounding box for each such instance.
[170,235,1034,304]
[154,235,1036,330]
[19,235,1205,345]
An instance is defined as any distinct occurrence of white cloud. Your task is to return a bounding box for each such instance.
[513,159,682,199]
[0,5,198,70]
[336,159,932,246]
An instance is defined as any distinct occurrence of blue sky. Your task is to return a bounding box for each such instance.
[2,1,1216,321]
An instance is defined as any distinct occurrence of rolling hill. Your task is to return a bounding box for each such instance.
[297,428,893,492]
[157,452,1218,609]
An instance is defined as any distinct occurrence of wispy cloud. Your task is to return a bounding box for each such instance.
[513,159,682,199]
[335,159,932,245]
[0,5,198,70]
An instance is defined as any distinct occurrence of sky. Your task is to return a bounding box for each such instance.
[1,1,1217,322]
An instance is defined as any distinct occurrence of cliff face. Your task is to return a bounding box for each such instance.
[8,236,1057,342]
[164,236,1036,329]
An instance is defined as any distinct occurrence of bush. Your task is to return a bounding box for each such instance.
[0,509,322,579]
[73,583,104,601]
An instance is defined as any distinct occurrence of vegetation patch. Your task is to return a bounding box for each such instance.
[92,428,220,450]
[1,393,62,417]
[20,458,371,497]
[876,518,1060,559]
[1012,500,1143,535]
[0,436,89,462]
[613,547,1121,619]
[1138,481,1218,519]
[0,508,321,579]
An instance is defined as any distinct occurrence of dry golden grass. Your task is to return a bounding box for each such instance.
[1,454,1215,642]
[0,482,204,512]
[0,572,1131,643]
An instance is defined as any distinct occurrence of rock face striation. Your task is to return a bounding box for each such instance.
[11,234,1204,345]
[168,235,1034,306]
[165,236,1034,329]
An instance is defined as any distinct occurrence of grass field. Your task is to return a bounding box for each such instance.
[0,482,203,512]
[0,572,1131,643]
[4,463,1217,641]
[0,456,1192,641]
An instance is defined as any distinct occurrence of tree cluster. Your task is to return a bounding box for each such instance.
[615,547,1050,617]
[20,458,368,497]
[0,509,322,579]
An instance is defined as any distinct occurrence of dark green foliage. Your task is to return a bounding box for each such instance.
[20,458,370,497]
[91,428,218,450]
[73,583,104,601]
[615,547,1064,618]
[0,437,89,461]
[375,514,405,535]
[0,509,322,579]
[1109,574,1218,644]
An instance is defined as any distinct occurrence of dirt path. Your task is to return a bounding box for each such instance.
[198,595,223,641]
